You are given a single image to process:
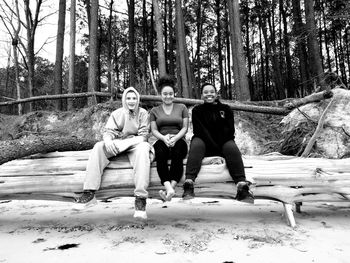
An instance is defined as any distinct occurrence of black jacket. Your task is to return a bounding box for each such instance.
[192,101,235,153]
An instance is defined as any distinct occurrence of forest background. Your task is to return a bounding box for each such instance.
[0,0,349,115]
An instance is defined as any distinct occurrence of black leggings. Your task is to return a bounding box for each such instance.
[153,139,188,185]
[185,137,245,184]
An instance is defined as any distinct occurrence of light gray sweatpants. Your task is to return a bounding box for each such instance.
[83,137,152,198]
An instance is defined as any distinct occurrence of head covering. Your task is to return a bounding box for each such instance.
[122,87,141,118]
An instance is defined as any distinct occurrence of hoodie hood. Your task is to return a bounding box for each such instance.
[122,87,140,114]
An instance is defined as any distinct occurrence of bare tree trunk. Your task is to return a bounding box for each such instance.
[153,0,166,77]
[13,0,22,115]
[54,0,66,111]
[128,0,136,87]
[106,0,114,96]
[68,0,76,111]
[267,3,284,99]
[142,0,148,92]
[225,5,233,100]
[228,0,250,100]
[321,0,331,72]
[175,0,190,98]
[87,0,98,105]
[304,0,325,90]
[24,0,42,112]
[281,0,295,98]
[215,0,225,98]
[168,0,175,77]
[292,0,310,96]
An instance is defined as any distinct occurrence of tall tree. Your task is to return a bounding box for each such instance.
[292,0,310,96]
[153,0,166,77]
[13,0,22,115]
[280,0,295,97]
[215,0,225,98]
[167,0,175,77]
[128,0,136,87]
[88,0,99,105]
[23,0,43,111]
[305,0,325,90]
[54,0,66,110]
[175,0,190,98]
[106,0,114,95]
[68,0,76,111]
[228,0,250,100]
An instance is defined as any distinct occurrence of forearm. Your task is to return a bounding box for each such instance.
[152,129,166,141]
[171,127,187,142]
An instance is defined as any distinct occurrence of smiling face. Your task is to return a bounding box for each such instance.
[201,84,217,103]
[161,85,175,105]
[125,91,137,111]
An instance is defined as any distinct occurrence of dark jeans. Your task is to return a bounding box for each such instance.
[185,137,246,184]
[153,139,188,185]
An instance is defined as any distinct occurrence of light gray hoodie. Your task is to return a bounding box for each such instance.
[103,87,149,141]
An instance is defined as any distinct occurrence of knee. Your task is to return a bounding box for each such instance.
[190,137,205,150]
[222,140,241,155]
[93,141,105,152]
[135,142,151,155]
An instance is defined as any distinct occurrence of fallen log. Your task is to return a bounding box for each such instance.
[0,151,349,227]
[0,135,97,165]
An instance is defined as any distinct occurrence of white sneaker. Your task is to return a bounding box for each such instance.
[133,210,147,220]
[72,196,97,210]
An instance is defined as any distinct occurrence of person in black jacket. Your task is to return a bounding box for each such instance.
[182,83,254,203]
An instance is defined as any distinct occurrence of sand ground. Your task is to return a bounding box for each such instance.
[0,198,349,263]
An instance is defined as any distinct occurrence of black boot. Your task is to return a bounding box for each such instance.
[182,179,195,200]
[235,181,254,204]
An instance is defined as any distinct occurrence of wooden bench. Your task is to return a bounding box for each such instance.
[1,150,349,227]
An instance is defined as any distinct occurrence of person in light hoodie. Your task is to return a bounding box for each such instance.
[74,87,153,220]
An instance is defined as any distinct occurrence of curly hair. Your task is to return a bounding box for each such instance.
[157,75,176,93]
[200,82,216,94]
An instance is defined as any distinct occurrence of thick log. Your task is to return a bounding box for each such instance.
[0,92,111,106]
[1,90,332,114]
[1,151,349,227]
[0,136,97,165]
[1,151,349,204]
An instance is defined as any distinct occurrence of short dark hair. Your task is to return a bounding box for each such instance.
[200,82,215,93]
[157,75,176,93]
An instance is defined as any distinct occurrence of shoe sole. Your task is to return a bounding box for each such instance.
[133,211,147,220]
[182,194,195,200]
[72,197,98,210]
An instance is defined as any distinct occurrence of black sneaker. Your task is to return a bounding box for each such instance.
[73,190,97,210]
[182,179,195,200]
[134,197,147,219]
[235,181,254,204]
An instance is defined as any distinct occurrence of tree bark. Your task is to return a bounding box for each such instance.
[228,0,250,100]
[153,0,166,77]
[106,0,114,96]
[168,0,175,77]
[54,0,66,111]
[305,0,325,90]
[68,0,76,111]
[175,0,190,98]
[23,0,43,112]
[13,0,22,115]
[128,0,136,87]
[280,0,295,98]
[292,0,310,96]
[0,136,97,165]
[88,0,99,105]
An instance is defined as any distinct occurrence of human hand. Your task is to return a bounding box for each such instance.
[104,140,119,155]
[162,134,172,147]
[168,135,177,147]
